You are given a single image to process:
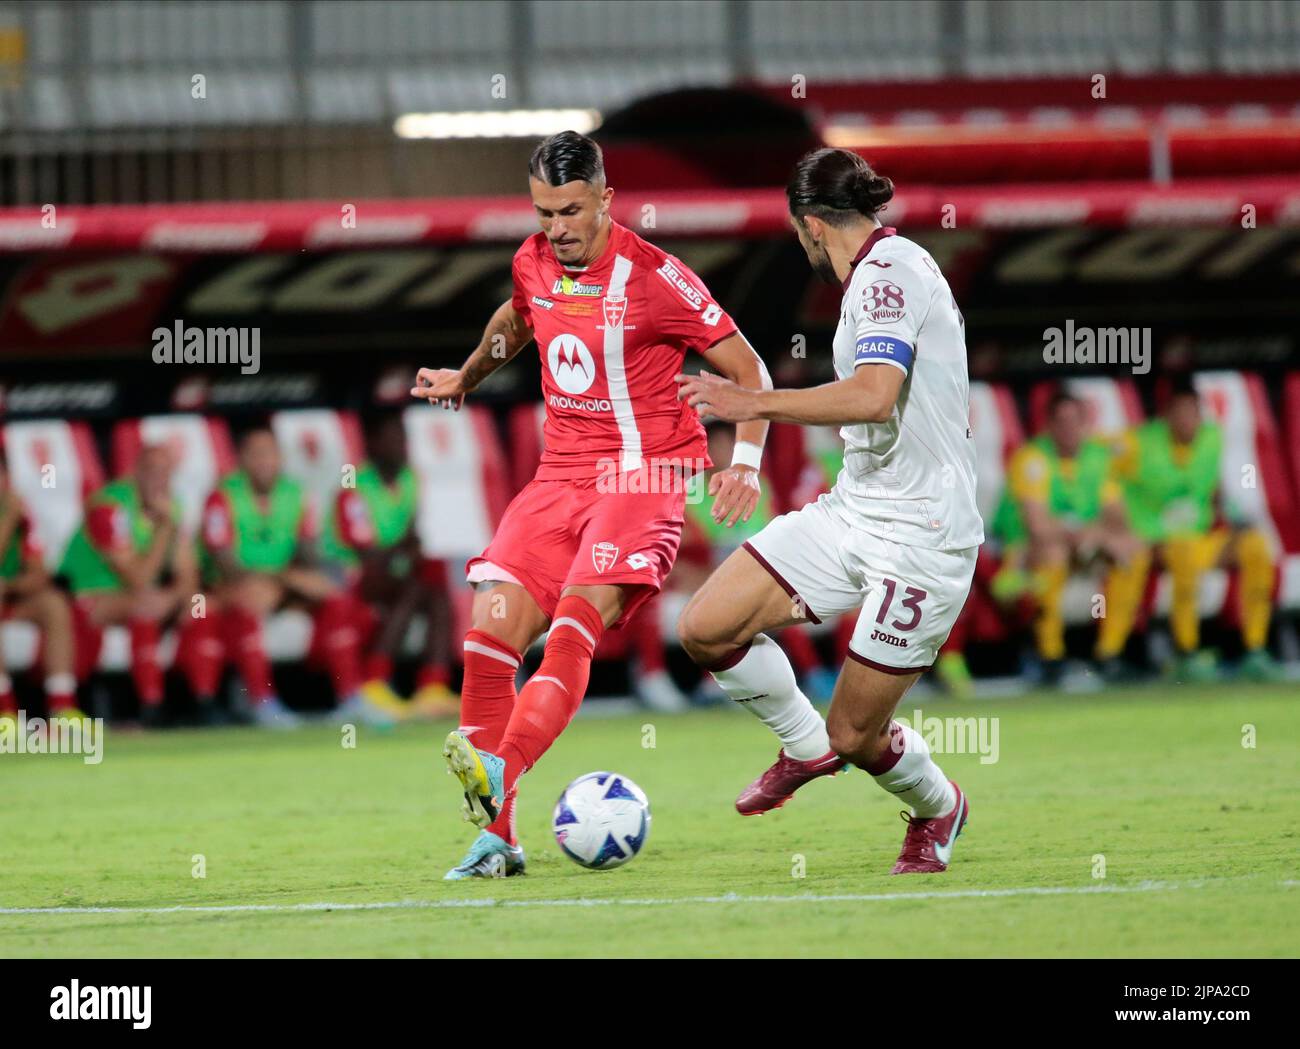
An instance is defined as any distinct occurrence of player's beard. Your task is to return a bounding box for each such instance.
[810,244,838,286]
[551,238,583,265]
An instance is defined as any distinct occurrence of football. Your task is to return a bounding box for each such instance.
[552,771,652,870]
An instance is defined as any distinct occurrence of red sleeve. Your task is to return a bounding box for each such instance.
[86,503,131,554]
[336,489,375,550]
[510,244,535,329]
[650,253,738,354]
[201,490,233,550]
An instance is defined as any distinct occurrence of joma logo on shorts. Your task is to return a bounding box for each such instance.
[871,629,908,649]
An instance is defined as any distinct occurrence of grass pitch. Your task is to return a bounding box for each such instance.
[1,682,1296,958]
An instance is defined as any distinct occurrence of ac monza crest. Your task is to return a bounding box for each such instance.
[602,295,627,329]
[592,541,620,573]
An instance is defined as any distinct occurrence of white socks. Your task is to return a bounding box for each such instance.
[710,634,830,761]
[46,673,76,696]
[868,723,956,818]
[709,638,954,819]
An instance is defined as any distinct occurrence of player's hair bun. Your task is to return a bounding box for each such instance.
[787,148,896,224]
[853,170,895,214]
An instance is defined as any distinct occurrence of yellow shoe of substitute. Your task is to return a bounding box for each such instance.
[359,680,411,720]
[409,682,461,721]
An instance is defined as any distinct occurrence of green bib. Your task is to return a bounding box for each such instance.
[323,463,419,568]
[1030,435,1112,528]
[211,471,305,573]
[685,472,773,546]
[989,488,1026,546]
[1,497,26,581]
[994,437,1112,547]
[1122,420,1221,541]
[354,463,418,549]
[59,479,179,594]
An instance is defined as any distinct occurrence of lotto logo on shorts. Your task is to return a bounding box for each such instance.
[592,541,620,573]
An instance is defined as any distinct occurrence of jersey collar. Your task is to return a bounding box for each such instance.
[841,225,897,290]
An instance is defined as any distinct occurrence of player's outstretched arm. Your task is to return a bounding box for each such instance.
[410,299,533,410]
[698,333,771,527]
[676,361,905,428]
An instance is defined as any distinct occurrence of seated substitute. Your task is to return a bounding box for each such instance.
[334,410,460,721]
[1004,391,1149,684]
[202,423,390,729]
[1114,380,1279,682]
[0,452,79,721]
[59,444,224,726]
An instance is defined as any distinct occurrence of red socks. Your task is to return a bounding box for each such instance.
[633,596,666,673]
[461,629,522,844]
[312,594,363,698]
[129,619,164,708]
[223,606,275,703]
[497,595,604,800]
[364,652,393,684]
[416,663,450,689]
[175,612,224,701]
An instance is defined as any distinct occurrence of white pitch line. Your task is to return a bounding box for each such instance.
[1,877,1280,918]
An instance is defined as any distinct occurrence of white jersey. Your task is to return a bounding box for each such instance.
[830,227,983,552]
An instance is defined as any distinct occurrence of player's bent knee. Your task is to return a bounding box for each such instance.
[825,715,876,766]
[468,583,546,653]
[675,599,739,666]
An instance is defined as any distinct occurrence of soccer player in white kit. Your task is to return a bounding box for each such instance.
[675,148,983,874]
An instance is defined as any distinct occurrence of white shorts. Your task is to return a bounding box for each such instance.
[744,490,978,674]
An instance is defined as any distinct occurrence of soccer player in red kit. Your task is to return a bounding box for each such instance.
[411,131,771,879]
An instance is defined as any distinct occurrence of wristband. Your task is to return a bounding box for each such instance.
[731,441,763,471]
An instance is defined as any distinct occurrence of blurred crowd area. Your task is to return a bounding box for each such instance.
[2,0,1300,204]
[3,361,1299,728]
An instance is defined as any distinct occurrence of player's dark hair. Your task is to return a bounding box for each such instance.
[1167,375,1200,402]
[361,408,403,437]
[787,148,894,228]
[1047,390,1082,418]
[232,417,275,447]
[529,131,605,187]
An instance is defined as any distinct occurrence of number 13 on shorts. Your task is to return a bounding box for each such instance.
[849,550,976,674]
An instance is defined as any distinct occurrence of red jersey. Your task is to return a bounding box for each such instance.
[511,221,738,481]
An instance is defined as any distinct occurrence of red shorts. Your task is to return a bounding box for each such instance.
[466,470,686,628]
